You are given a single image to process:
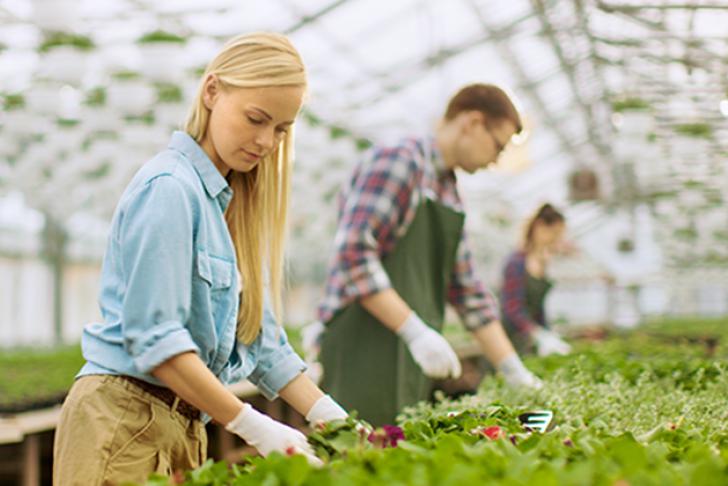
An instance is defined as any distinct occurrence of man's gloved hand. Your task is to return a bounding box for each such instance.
[397,311,462,380]
[226,403,322,466]
[497,353,543,389]
[305,394,348,426]
[532,328,572,357]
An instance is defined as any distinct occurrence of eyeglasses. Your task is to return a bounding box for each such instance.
[485,125,507,157]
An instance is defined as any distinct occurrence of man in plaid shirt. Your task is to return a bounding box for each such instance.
[316,85,541,421]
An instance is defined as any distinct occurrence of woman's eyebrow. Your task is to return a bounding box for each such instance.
[249,106,273,120]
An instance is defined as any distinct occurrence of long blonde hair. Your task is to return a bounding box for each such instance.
[185,33,306,344]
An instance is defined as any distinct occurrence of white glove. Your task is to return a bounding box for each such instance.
[305,395,348,426]
[497,353,543,389]
[226,403,322,466]
[397,312,462,380]
[532,328,572,357]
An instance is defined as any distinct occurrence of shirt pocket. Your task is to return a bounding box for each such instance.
[196,250,234,290]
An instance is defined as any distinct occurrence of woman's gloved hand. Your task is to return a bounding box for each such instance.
[497,353,543,389]
[226,403,323,466]
[397,311,462,379]
[305,394,348,426]
[532,328,572,356]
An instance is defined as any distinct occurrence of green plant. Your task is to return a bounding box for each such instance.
[674,123,713,138]
[84,87,106,107]
[56,118,80,128]
[3,93,25,110]
[612,98,650,112]
[124,112,155,125]
[111,70,142,81]
[155,83,184,103]
[137,30,187,44]
[39,32,95,53]
[0,345,85,412]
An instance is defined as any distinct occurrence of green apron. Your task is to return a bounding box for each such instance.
[320,197,464,425]
[503,270,553,354]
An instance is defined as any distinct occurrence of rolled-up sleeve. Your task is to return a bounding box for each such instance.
[247,305,307,400]
[318,147,421,322]
[118,175,200,374]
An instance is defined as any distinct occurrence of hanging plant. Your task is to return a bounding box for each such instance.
[611,97,650,112]
[155,83,184,103]
[329,125,349,139]
[82,162,112,180]
[673,123,713,139]
[38,32,95,53]
[124,112,155,125]
[56,118,80,128]
[137,30,187,44]
[355,138,372,152]
[3,93,25,111]
[673,227,698,241]
[617,238,634,253]
[84,87,106,107]
[111,70,142,81]
[302,110,322,127]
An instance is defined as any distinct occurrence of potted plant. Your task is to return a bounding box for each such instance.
[136,30,187,82]
[154,83,187,129]
[79,87,120,132]
[107,71,155,116]
[38,32,95,84]
[612,97,653,138]
[2,93,37,135]
[670,122,713,166]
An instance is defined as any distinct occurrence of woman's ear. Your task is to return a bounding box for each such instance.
[202,74,220,110]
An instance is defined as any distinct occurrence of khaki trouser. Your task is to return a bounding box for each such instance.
[53,375,207,486]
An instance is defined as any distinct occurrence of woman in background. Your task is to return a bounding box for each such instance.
[501,203,572,356]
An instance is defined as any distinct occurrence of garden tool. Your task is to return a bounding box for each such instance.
[518,410,553,433]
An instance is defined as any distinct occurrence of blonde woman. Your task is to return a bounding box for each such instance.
[53,33,347,485]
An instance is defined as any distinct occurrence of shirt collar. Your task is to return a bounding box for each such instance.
[424,135,450,176]
[168,131,232,208]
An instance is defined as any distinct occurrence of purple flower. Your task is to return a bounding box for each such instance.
[368,424,405,448]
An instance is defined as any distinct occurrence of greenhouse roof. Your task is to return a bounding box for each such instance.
[0,0,727,270]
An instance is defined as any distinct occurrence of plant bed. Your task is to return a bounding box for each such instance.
[133,319,728,485]
[0,346,85,414]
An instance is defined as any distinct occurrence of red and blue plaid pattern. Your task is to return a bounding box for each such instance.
[500,251,542,335]
[318,136,500,331]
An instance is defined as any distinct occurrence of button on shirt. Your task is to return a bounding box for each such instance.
[318,136,500,330]
[79,132,306,416]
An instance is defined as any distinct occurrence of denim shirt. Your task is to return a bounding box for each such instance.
[79,132,306,416]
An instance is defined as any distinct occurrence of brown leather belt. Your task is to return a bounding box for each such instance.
[123,375,201,421]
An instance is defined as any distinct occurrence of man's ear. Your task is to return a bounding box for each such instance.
[202,74,220,110]
[460,110,484,134]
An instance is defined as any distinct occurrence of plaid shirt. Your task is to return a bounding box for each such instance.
[500,250,544,335]
[317,136,500,331]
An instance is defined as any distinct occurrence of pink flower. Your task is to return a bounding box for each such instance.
[482,425,505,440]
[368,424,405,448]
[171,470,185,485]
